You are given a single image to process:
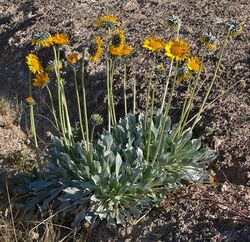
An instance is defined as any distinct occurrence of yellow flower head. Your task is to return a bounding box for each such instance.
[32,32,54,48]
[143,36,165,52]
[165,39,190,61]
[187,56,201,72]
[33,72,50,88]
[199,33,217,50]
[26,53,44,74]
[176,65,191,84]
[52,33,69,45]
[25,97,34,104]
[96,15,120,29]
[67,53,78,65]
[89,36,103,62]
[225,21,243,38]
[110,29,125,47]
[110,44,132,56]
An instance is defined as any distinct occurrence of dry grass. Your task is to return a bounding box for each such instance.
[0,182,84,242]
[0,200,74,241]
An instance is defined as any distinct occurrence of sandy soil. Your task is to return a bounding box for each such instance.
[0,0,249,241]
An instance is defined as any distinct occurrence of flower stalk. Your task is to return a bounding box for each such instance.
[28,73,41,169]
[45,85,59,131]
[191,33,229,130]
[81,50,91,167]
[144,53,156,132]
[123,64,127,117]
[73,68,85,142]
[133,77,136,115]
[145,83,155,162]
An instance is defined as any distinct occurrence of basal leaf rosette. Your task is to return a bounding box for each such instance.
[16,112,215,228]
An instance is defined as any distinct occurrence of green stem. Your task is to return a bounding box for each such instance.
[176,22,181,40]
[152,64,178,164]
[172,78,193,140]
[81,50,90,152]
[57,47,73,142]
[191,35,229,130]
[53,46,66,142]
[133,77,136,115]
[164,62,178,117]
[28,72,41,168]
[185,79,242,127]
[74,69,85,142]
[145,84,155,162]
[144,53,156,131]
[89,124,97,170]
[61,87,73,142]
[178,55,206,134]
[123,64,127,117]
[106,59,111,132]
[160,59,174,113]
[45,85,59,130]
[110,58,116,125]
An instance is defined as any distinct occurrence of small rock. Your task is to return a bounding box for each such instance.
[123,1,139,11]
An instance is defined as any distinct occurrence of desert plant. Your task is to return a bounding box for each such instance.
[19,15,242,229]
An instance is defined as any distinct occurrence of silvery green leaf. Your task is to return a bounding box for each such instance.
[104,149,112,157]
[102,134,113,150]
[93,160,102,173]
[90,195,100,202]
[131,167,142,184]
[41,188,62,210]
[116,210,125,225]
[136,147,144,160]
[72,209,85,228]
[30,180,53,190]
[181,166,206,182]
[128,205,140,218]
[115,153,122,177]
[107,216,116,229]
[91,175,100,185]
[24,193,47,213]
[151,125,159,139]
[191,139,201,150]
[63,187,80,194]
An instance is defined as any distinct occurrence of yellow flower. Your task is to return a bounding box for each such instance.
[143,36,165,52]
[187,56,201,72]
[52,33,69,45]
[199,33,217,50]
[110,29,125,47]
[110,44,132,56]
[96,15,119,28]
[32,32,54,48]
[67,53,78,65]
[33,72,50,88]
[165,39,190,61]
[26,53,44,74]
[25,97,34,104]
[176,65,191,84]
[89,36,103,62]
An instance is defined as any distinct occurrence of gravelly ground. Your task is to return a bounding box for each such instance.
[0,0,249,241]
